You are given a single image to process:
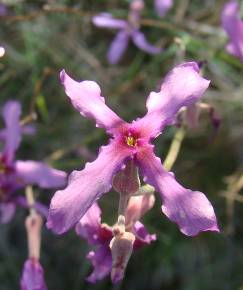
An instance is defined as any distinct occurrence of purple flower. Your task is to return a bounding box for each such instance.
[20,259,47,290]
[0,101,67,223]
[76,201,155,283]
[47,62,219,237]
[221,0,243,61]
[154,0,173,17]
[92,0,162,64]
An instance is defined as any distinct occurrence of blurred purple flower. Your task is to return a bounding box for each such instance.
[0,4,7,17]
[221,0,243,61]
[47,62,219,237]
[154,0,173,17]
[76,201,155,283]
[0,101,67,223]
[21,259,47,290]
[92,0,162,64]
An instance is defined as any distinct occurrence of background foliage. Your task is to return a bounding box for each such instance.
[0,0,243,289]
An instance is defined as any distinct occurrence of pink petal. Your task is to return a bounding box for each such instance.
[60,70,125,133]
[136,62,210,139]
[92,14,127,29]
[75,202,102,244]
[47,140,132,234]
[0,202,16,224]
[136,144,219,236]
[15,160,67,189]
[154,0,173,17]
[1,101,21,163]
[20,259,47,290]
[107,30,130,64]
[221,0,243,61]
[132,31,162,54]
[86,247,112,283]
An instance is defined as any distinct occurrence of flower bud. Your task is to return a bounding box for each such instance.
[125,193,155,229]
[25,214,43,260]
[110,231,135,283]
[112,159,140,196]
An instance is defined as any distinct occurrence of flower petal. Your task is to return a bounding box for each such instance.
[16,196,48,218]
[0,202,16,224]
[92,13,127,29]
[107,30,130,64]
[133,221,156,249]
[136,62,210,139]
[86,247,112,283]
[221,0,243,61]
[15,160,67,189]
[60,70,125,132]
[20,259,47,290]
[47,140,132,234]
[136,144,219,236]
[75,202,102,244]
[154,0,173,17]
[132,31,162,54]
[1,101,21,163]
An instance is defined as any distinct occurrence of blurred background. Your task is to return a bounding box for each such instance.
[0,0,243,289]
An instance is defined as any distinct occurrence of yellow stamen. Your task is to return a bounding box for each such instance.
[126,136,137,147]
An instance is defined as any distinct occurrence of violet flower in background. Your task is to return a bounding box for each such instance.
[47,62,219,237]
[76,197,155,283]
[0,101,67,223]
[154,0,173,17]
[221,0,243,61]
[92,0,162,64]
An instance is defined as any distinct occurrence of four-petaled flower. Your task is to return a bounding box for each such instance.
[92,0,162,64]
[0,101,67,223]
[47,62,219,237]
[221,0,243,62]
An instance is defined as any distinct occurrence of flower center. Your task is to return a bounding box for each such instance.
[125,136,137,147]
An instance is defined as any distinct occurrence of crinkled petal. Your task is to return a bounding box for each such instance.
[107,30,130,64]
[15,160,67,189]
[20,259,47,290]
[132,30,162,54]
[93,14,127,29]
[86,246,112,283]
[136,144,219,236]
[47,140,132,234]
[60,70,125,133]
[221,0,243,60]
[154,0,173,17]
[75,202,102,244]
[2,101,21,163]
[0,202,16,224]
[135,62,210,139]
